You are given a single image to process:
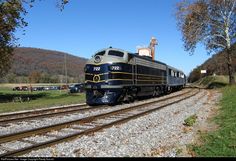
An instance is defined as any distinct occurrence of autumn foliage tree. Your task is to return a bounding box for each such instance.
[29,70,41,83]
[0,0,68,77]
[176,0,236,84]
[0,0,28,77]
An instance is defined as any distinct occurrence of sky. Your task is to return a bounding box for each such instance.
[15,0,212,75]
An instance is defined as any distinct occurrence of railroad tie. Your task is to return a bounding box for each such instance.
[19,139,38,145]
[44,133,60,139]
[89,121,104,126]
[71,125,90,130]
[0,145,15,152]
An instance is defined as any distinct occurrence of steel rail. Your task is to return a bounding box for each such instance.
[0,89,201,157]
[0,104,105,124]
[0,89,191,124]
[0,89,194,144]
[0,103,87,120]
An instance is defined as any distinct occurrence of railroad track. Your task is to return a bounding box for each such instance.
[0,89,192,124]
[0,104,101,124]
[0,88,202,157]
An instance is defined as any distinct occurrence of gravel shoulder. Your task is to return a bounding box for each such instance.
[20,89,222,157]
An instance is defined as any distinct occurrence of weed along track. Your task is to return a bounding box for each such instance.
[0,88,201,157]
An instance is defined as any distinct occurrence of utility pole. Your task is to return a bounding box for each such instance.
[64,53,68,85]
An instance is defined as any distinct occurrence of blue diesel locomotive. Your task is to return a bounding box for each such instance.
[84,47,186,106]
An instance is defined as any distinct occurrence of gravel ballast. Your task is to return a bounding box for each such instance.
[0,89,192,135]
[18,89,221,157]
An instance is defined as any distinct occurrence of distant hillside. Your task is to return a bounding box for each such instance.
[188,44,236,83]
[0,47,88,83]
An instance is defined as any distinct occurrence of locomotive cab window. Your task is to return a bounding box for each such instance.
[169,69,172,76]
[108,50,124,57]
[95,51,106,56]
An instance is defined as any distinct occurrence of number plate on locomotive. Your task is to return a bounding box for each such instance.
[93,67,101,71]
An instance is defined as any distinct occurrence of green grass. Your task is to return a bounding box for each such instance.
[0,87,85,114]
[193,74,236,89]
[191,85,236,157]
[194,75,229,89]
[183,114,197,127]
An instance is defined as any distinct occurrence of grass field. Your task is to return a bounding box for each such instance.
[191,85,236,156]
[0,85,85,114]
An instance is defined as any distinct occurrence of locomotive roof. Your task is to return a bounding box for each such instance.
[167,65,184,74]
[129,52,167,66]
[95,47,128,54]
[96,47,167,65]
[94,47,184,74]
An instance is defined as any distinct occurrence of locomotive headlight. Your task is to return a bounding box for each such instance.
[93,75,100,82]
[94,55,101,64]
[109,65,122,71]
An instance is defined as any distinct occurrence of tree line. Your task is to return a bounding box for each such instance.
[1,0,236,84]
[188,43,236,83]
[0,72,84,84]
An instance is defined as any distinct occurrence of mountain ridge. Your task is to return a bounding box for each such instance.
[0,47,88,83]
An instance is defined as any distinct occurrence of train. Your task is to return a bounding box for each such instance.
[84,47,186,106]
